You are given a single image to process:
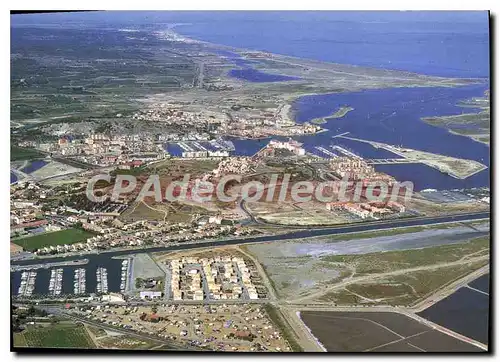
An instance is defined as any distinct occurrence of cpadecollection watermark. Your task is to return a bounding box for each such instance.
[86,173,414,205]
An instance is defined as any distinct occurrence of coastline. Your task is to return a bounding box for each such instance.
[171,25,484,83]
[447,128,490,146]
[166,27,486,129]
[311,106,354,125]
[420,90,490,147]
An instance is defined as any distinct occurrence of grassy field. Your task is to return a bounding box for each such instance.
[11,145,44,161]
[320,235,490,275]
[11,228,96,251]
[121,200,213,223]
[317,290,363,305]
[148,158,219,176]
[318,259,489,306]
[120,201,166,222]
[14,324,95,349]
[243,223,489,301]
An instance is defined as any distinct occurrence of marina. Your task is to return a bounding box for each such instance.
[313,146,338,158]
[96,267,108,294]
[17,270,36,297]
[331,145,363,159]
[337,135,488,179]
[120,259,129,292]
[48,268,63,296]
[73,268,86,295]
[10,211,489,300]
[165,138,235,157]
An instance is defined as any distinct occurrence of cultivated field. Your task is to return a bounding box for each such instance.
[14,324,95,349]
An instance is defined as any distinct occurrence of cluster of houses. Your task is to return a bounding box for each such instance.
[33,216,256,256]
[169,255,261,302]
[327,201,406,219]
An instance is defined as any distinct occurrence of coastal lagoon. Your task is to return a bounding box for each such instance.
[292,83,490,191]
[175,12,490,190]
[229,83,489,191]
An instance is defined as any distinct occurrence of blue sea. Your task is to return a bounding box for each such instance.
[11,11,491,189]
[173,11,490,190]
[175,11,490,78]
[11,11,490,78]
